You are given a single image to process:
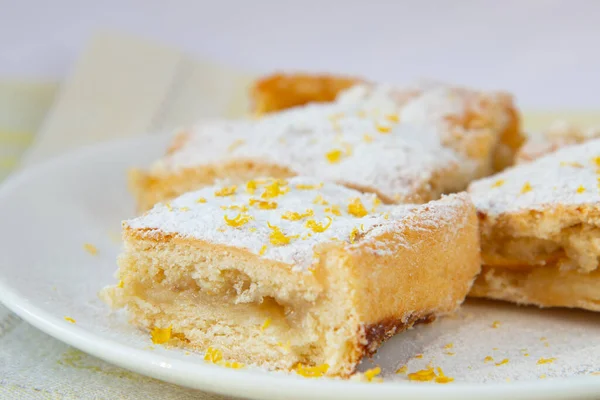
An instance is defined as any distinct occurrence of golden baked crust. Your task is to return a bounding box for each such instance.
[251,73,360,114]
[516,121,600,164]
[102,179,480,376]
[468,139,600,311]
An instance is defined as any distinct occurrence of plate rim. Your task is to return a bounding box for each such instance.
[0,136,599,400]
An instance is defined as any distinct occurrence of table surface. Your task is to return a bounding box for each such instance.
[1,0,600,109]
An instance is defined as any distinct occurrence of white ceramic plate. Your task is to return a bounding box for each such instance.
[0,136,599,400]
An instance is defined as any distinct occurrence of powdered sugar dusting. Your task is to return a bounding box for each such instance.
[469,139,600,216]
[125,177,468,271]
[154,108,461,202]
[149,82,516,202]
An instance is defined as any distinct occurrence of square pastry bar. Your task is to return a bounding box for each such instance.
[469,139,600,311]
[131,81,522,211]
[515,120,600,164]
[102,177,480,377]
[252,73,523,171]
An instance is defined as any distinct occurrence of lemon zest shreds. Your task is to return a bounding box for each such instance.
[537,357,556,365]
[151,326,172,344]
[376,124,392,134]
[197,197,207,203]
[444,343,454,349]
[295,363,329,378]
[491,320,501,328]
[348,198,368,217]
[281,209,313,221]
[246,180,258,194]
[204,347,223,363]
[434,367,454,384]
[305,217,332,233]
[364,366,382,382]
[484,356,494,363]
[259,245,267,255]
[215,185,237,197]
[221,204,249,212]
[407,367,437,381]
[224,213,252,228]
[326,149,343,163]
[268,223,296,246]
[495,358,509,366]
[64,317,76,324]
[261,181,288,199]
[296,183,323,190]
[324,205,342,216]
[165,203,173,211]
[222,361,244,369]
[84,243,98,255]
[386,113,400,123]
[560,161,583,168]
[594,156,600,166]
[520,182,532,194]
[249,198,278,209]
[577,185,586,194]
[396,365,408,374]
[117,280,124,288]
[363,134,374,143]
[261,317,272,331]
[491,179,505,188]
[407,366,454,383]
[313,195,329,205]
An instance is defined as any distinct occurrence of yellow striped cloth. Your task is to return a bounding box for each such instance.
[0,81,57,180]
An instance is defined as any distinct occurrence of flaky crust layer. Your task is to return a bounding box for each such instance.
[470,265,600,312]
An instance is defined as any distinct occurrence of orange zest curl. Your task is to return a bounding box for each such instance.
[151,326,172,344]
[268,222,296,245]
[326,149,343,163]
[261,180,288,199]
[305,217,332,233]
[224,213,252,227]
[295,363,329,378]
[348,198,368,217]
[249,198,278,209]
[324,205,342,216]
[281,209,314,221]
[214,185,237,197]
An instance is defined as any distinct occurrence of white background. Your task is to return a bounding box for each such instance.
[1,0,599,108]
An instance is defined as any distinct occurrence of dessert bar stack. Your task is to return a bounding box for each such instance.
[102,73,599,377]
